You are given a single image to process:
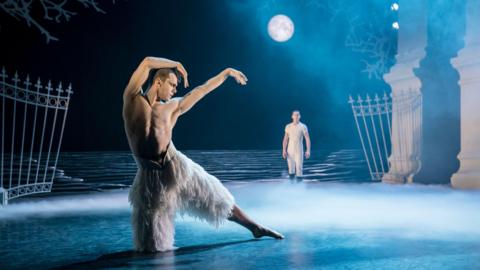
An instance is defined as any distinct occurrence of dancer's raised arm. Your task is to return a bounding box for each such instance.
[123,57,189,100]
[176,68,247,115]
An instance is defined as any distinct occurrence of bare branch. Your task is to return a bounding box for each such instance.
[343,6,396,80]
[0,0,116,43]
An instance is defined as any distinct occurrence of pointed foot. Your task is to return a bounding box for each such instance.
[253,226,284,240]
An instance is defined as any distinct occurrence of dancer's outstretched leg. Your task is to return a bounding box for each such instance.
[228,205,284,239]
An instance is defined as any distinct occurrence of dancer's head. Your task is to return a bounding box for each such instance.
[151,68,181,101]
[291,110,301,123]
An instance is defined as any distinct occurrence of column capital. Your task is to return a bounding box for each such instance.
[383,0,427,91]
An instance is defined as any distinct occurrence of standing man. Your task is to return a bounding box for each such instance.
[123,56,283,253]
[282,110,311,178]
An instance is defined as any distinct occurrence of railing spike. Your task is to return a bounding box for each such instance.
[365,94,372,103]
[24,75,32,88]
[56,82,63,93]
[35,78,43,90]
[348,95,354,104]
[357,95,363,103]
[12,71,20,84]
[1,66,7,79]
[66,83,74,94]
[46,80,53,93]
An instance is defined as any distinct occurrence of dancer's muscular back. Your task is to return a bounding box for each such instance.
[122,57,186,161]
[123,93,181,160]
[122,57,247,161]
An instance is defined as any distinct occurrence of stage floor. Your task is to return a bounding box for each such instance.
[1,182,480,269]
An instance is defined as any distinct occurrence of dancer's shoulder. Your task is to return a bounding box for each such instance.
[168,97,181,105]
[301,123,308,132]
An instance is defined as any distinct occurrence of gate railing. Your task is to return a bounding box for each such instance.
[348,90,422,181]
[0,67,73,205]
[349,93,392,181]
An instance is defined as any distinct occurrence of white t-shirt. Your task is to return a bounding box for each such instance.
[285,122,308,154]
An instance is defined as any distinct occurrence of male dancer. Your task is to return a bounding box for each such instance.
[123,57,283,252]
[282,110,311,178]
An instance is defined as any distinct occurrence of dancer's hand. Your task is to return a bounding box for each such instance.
[175,62,189,88]
[226,68,248,85]
[305,151,311,159]
[282,150,287,159]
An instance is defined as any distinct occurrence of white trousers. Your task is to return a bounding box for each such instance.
[287,149,304,176]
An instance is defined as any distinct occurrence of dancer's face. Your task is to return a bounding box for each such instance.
[156,73,178,101]
[292,111,301,122]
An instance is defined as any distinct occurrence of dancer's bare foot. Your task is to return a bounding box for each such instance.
[228,205,284,240]
[253,226,284,239]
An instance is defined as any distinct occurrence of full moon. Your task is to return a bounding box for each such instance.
[268,14,294,42]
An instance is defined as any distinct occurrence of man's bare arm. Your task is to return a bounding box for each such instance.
[282,132,289,159]
[176,68,247,115]
[123,57,189,100]
[305,131,311,159]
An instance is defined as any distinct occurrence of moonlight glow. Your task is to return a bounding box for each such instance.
[268,14,294,42]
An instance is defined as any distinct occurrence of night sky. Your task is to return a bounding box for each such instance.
[1,0,394,151]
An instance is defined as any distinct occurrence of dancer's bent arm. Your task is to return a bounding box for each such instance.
[176,68,247,115]
[123,57,189,101]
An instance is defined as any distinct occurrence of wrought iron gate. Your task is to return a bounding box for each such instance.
[0,68,73,205]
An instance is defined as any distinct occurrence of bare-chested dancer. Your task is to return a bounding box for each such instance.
[123,57,284,252]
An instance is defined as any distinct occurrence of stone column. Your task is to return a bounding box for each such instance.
[0,187,7,206]
[382,0,427,184]
[451,0,480,189]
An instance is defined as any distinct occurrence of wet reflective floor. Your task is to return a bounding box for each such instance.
[2,182,480,269]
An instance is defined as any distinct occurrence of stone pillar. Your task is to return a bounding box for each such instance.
[451,0,480,189]
[0,187,7,206]
[382,0,427,184]
[412,0,463,184]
